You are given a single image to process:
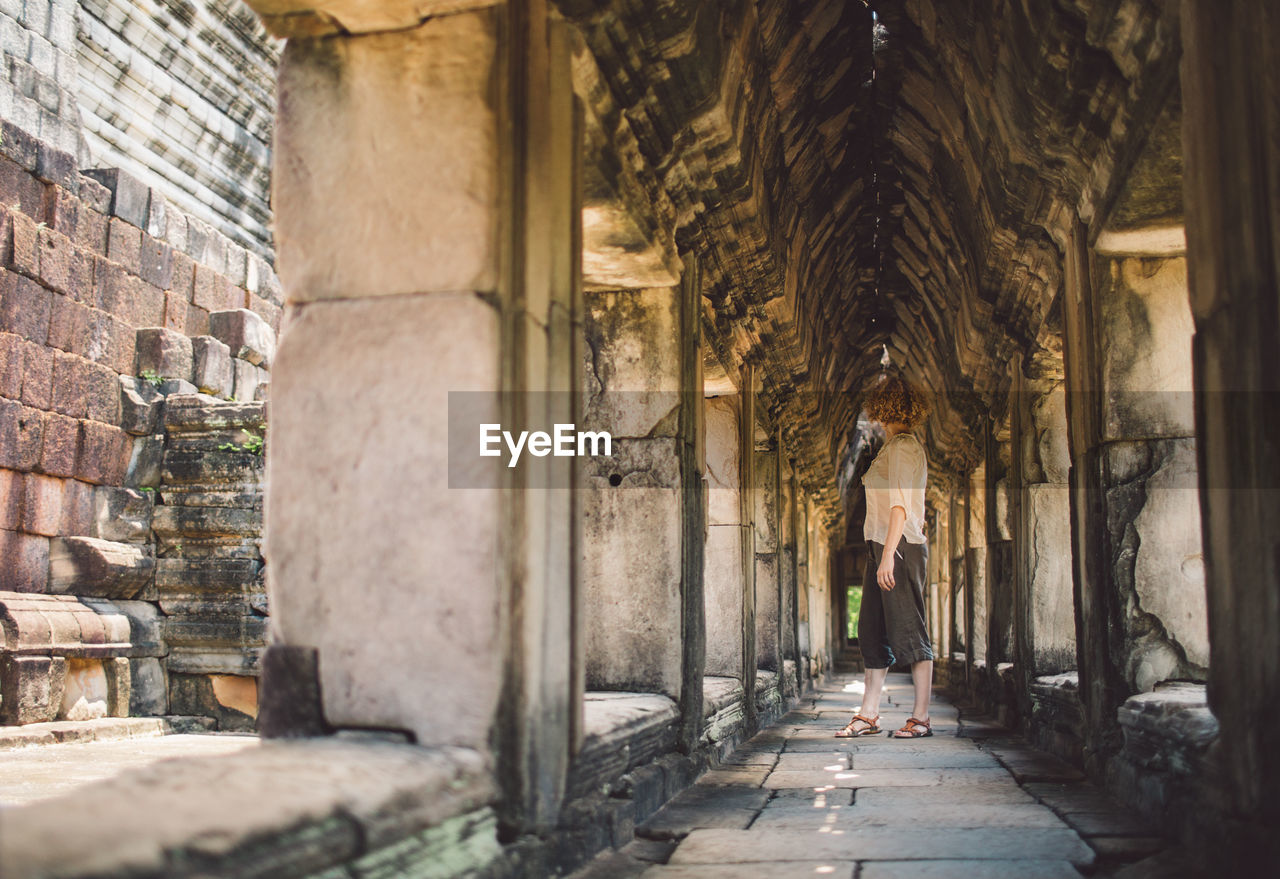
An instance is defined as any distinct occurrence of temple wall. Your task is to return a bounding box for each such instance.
[1,0,278,257]
[0,117,281,725]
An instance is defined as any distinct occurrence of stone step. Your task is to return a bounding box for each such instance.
[0,716,215,751]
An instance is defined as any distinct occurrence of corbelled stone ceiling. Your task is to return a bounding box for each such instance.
[562,0,1181,528]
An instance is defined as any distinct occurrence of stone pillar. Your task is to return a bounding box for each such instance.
[1062,222,1206,772]
[949,489,967,669]
[967,463,988,669]
[704,394,744,680]
[780,461,800,694]
[702,363,758,723]
[754,432,782,673]
[739,364,758,723]
[1182,0,1280,858]
[1010,353,1076,688]
[806,497,830,676]
[579,253,706,748]
[258,2,579,831]
[985,424,1015,669]
[581,282,693,699]
[795,489,811,673]
[927,494,951,661]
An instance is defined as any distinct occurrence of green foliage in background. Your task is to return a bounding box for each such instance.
[846,585,863,640]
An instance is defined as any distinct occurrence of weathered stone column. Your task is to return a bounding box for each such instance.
[926,492,952,663]
[704,394,745,680]
[949,488,968,676]
[1010,352,1076,681]
[1063,223,1207,772]
[1182,0,1280,859]
[985,423,1014,670]
[795,488,811,676]
[967,463,988,671]
[703,362,758,724]
[780,462,800,694]
[255,0,579,831]
[579,265,704,723]
[806,497,831,676]
[753,431,782,674]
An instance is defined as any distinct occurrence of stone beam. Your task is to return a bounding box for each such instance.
[244,0,500,37]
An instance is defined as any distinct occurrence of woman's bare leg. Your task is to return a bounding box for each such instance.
[861,666,888,719]
[909,659,933,720]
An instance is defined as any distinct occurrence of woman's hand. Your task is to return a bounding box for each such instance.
[877,556,896,591]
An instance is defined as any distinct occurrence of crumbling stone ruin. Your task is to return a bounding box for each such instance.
[1,0,1279,876]
[1,0,280,731]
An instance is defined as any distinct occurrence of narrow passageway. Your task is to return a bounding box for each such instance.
[574,674,1167,878]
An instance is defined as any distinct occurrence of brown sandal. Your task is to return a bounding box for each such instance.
[835,713,881,737]
[891,717,932,738]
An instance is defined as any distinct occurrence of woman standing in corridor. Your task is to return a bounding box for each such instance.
[836,374,936,739]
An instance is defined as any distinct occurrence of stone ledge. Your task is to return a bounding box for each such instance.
[1117,682,1218,753]
[571,692,679,799]
[0,739,496,879]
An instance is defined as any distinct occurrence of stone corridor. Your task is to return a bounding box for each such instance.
[3,0,1280,876]
[571,673,1166,879]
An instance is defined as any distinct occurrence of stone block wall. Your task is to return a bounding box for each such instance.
[0,1,279,258]
[0,118,280,726]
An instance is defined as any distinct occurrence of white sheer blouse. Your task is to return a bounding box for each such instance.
[862,432,928,545]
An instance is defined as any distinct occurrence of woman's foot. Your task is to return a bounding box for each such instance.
[835,713,881,737]
[890,716,932,738]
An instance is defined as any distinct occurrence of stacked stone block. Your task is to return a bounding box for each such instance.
[153,394,266,730]
[0,115,279,728]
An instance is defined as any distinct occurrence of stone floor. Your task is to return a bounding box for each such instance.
[0,732,259,808]
[572,673,1173,879]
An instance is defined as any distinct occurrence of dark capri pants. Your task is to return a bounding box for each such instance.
[858,538,935,668]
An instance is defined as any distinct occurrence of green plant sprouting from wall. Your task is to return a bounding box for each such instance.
[219,430,265,456]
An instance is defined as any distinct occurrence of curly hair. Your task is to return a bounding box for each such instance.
[863,374,930,430]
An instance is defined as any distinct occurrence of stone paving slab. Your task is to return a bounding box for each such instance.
[637,805,760,838]
[773,752,851,771]
[642,864,857,878]
[855,784,1037,806]
[937,768,1022,785]
[769,787,854,803]
[841,803,1067,829]
[696,767,769,786]
[660,785,772,810]
[639,786,771,842]
[850,750,1000,769]
[719,750,778,766]
[765,768,943,789]
[753,800,1064,831]
[667,828,1096,866]
[859,860,1084,879]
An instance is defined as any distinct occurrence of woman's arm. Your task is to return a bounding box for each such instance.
[877,505,907,591]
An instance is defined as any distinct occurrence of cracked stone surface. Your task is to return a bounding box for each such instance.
[575,673,1172,878]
